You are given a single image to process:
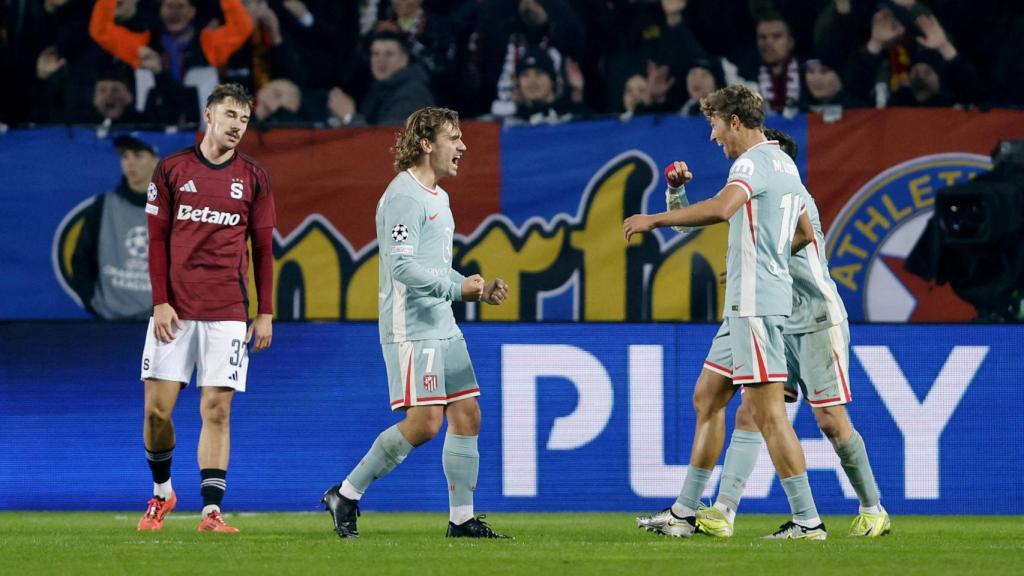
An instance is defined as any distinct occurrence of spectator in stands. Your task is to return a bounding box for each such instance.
[620,74,653,120]
[222,0,305,93]
[91,72,146,124]
[799,53,862,112]
[753,14,801,114]
[849,3,976,108]
[70,135,159,320]
[606,0,708,113]
[89,0,253,122]
[327,31,433,126]
[508,47,588,125]
[254,77,304,123]
[889,29,980,108]
[679,57,724,116]
[15,0,100,124]
[471,0,584,118]
[373,0,455,103]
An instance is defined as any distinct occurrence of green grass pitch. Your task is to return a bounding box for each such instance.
[1,512,1022,575]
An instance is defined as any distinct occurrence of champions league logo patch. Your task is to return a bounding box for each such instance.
[147,182,158,202]
[824,153,991,322]
[391,224,409,242]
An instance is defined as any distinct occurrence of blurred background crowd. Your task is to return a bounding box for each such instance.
[3,0,1023,130]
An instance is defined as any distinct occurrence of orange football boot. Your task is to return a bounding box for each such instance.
[137,492,177,531]
[197,510,239,533]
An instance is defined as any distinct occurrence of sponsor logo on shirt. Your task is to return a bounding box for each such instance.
[176,204,241,226]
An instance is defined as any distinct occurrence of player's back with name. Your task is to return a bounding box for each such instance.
[147,146,274,321]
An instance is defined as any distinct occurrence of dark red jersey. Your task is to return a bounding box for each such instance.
[146,146,276,321]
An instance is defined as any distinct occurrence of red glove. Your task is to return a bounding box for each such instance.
[664,161,692,189]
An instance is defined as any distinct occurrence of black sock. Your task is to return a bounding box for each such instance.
[200,468,227,510]
[146,445,174,486]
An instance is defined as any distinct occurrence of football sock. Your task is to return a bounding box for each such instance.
[714,429,763,517]
[780,473,821,527]
[671,466,712,517]
[443,433,479,525]
[832,429,882,510]
[146,445,174,499]
[345,424,415,496]
[200,469,226,514]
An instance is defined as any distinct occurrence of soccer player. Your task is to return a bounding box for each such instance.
[695,129,890,538]
[624,85,827,540]
[322,107,510,539]
[137,83,276,533]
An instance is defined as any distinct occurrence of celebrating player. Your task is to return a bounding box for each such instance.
[138,83,276,533]
[624,85,827,540]
[322,107,510,539]
[695,129,890,538]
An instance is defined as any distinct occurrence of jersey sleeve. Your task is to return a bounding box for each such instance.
[249,166,276,229]
[383,195,461,301]
[726,155,768,201]
[248,165,276,315]
[147,160,173,306]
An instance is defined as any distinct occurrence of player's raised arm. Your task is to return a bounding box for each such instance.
[624,183,747,242]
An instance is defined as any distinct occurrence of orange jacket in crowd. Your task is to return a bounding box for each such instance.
[88,0,253,70]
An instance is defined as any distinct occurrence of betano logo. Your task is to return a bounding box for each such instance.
[54,152,729,320]
[824,153,991,322]
[176,204,241,226]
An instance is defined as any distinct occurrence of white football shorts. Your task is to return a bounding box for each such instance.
[140,318,249,391]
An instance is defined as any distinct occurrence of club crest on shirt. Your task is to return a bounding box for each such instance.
[824,153,990,322]
[423,373,438,392]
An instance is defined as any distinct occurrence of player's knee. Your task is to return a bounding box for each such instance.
[814,407,847,442]
[200,401,231,427]
[735,400,757,429]
[421,416,444,440]
[145,403,173,426]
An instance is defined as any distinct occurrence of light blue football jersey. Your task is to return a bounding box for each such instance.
[723,140,806,318]
[377,171,466,343]
[785,190,848,334]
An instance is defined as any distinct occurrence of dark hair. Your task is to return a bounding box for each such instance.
[700,84,765,129]
[206,82,253,112]
[756,13,792,37]
[370,30,411,56]
[764,128,798,161]
[392,107,460,172]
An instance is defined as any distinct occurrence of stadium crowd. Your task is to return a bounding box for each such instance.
[3,0,1023,129]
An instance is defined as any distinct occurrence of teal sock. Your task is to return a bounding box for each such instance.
[715,429,763,513]
[443,433,479,524]
[780,473,820,526]
[834,430,881,508]
[345,425,414,493]
[672,466,712,515]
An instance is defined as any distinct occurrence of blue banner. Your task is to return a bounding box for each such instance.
[1,322,1020,513]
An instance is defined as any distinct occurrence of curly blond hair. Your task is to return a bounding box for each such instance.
[392,107,460,172]
[700,85,765,129]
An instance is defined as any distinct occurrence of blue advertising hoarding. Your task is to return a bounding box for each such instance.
[1,322,1020,514]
